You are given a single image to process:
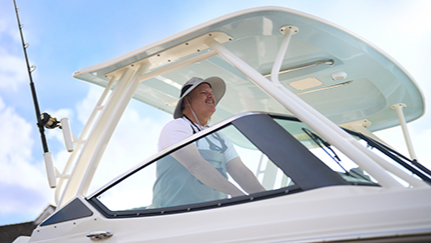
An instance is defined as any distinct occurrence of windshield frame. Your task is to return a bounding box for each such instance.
[87,112,397,218]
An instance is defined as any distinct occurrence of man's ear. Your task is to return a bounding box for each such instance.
[185,97,191,108]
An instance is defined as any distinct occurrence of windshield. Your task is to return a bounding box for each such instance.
[92,123,296,213]
[89,113,430,218]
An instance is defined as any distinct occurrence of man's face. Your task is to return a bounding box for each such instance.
[187,83,216,117]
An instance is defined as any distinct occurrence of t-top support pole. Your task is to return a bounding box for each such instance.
[391,103,418,160]
[271,25,298,85]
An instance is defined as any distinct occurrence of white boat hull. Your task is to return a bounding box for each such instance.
[29,186,431,242]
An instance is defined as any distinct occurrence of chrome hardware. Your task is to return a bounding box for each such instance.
[86,231,113,241]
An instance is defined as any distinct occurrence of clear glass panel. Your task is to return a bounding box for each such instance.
[274,118,376,184]
[97,124,293,211]
[97,163,157,211]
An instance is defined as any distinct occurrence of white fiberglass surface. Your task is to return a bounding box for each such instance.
[73,7,424,132]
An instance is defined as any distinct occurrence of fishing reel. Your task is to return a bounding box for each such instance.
[40,112,61,129]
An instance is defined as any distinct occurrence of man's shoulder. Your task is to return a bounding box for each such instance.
[164,117,189,127]
[158,118,193,151]
[162,118,191,132]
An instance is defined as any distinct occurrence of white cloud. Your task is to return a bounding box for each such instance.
[0,14,21,44]
[88,101,170,194]
[0,12,30,92]
[0,96,34,181]
[0,95,53,220]
[76,85,104,126]
[0,47,28,91]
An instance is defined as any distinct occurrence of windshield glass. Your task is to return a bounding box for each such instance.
[93,115,408,214]
[273,117,376,184]
[95,123,294,212]
[93,114,422,216]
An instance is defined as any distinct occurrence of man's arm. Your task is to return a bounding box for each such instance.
[172,144,245,197]
[226,157,266,194]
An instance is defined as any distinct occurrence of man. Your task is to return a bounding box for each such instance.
[152,77,265,208]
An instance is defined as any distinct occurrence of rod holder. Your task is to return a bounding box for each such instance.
[43,152,57,188]
[61,118,75,152]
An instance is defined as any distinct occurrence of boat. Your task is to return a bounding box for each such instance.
[14,6,431,243]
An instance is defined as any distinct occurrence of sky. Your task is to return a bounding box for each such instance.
[0,0,430,226]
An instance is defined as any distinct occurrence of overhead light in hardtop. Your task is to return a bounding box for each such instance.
[263,59,334,77]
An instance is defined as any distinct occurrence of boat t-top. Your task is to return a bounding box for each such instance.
[15,6,431,243]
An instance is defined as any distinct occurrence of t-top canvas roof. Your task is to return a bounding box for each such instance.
[72,6,424,132]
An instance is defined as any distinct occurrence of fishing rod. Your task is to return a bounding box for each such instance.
[13,0,60,188]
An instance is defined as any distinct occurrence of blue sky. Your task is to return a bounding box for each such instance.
[0,0,430,226]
